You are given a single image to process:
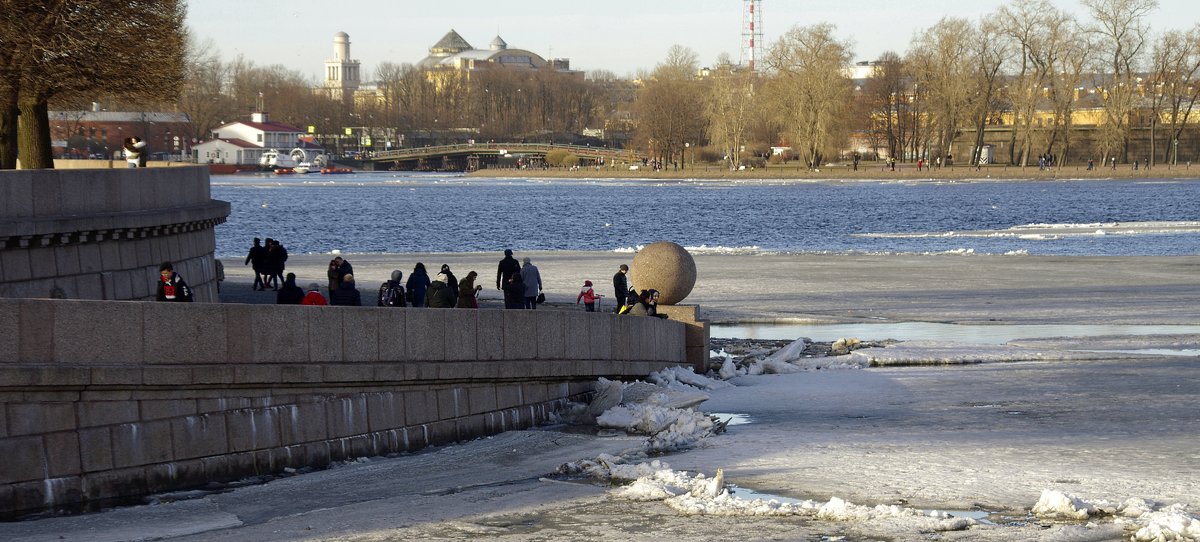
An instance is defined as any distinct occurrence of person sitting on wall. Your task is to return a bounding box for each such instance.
[329,273,362,306]
[302,282,328,305]
[626,289,666,318]
[276,273,305,304]
[156,261,193,302]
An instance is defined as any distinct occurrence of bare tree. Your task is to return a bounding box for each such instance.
[966,20,1011,165]
[861,52,908,161]
[1045,20,1092,166]
[177,36,238,143]
[763,24,854,168]
[2,0,186,169]
[1147,27,1200,166]
[908,17,976,166]
[1082,0,1158,165]
[633,45,706,168]
[703,63,757,169]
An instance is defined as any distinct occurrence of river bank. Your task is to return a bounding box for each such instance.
[469,161,1200,181]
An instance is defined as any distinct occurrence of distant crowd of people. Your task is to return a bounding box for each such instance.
[157,239,667,318]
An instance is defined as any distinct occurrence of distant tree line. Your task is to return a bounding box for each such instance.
[4,0,1199,170]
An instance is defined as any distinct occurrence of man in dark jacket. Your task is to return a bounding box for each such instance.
[329,274,362,306]
[496,249,521,290]
[613,264,629,309]
[502,272,526,309]
[440,264,459,301]
[244,238,267,291]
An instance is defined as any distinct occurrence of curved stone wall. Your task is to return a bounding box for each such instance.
[0,298,688,518]
[0,166,229,302]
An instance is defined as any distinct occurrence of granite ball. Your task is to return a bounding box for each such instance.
[629,241,696,305]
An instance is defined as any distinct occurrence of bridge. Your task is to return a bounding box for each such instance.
[365,142,641,171]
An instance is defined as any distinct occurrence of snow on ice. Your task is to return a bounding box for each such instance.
[561,336,1200,540]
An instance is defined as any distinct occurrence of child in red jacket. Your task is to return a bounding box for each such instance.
[576,280,601,312]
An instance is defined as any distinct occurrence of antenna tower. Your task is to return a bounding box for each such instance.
[740,0,763,72]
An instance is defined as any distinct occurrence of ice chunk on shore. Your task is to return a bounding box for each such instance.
[1032,489,1094,520]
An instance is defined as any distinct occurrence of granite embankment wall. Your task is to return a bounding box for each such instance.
[0,166,228,302]
[0,298,688,518]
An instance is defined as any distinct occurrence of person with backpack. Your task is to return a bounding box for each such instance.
[378,270,406,307]
[576,280,600,312]
[406,262,431,307]
[618,287,638,315]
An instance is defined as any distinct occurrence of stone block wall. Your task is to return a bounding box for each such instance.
[0,166,228,302]
[0,298,688,518]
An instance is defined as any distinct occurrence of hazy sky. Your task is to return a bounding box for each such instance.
[187,0,1195,80]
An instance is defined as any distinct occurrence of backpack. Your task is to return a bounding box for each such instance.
[378,282,405,307]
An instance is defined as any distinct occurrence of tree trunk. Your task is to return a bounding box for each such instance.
[972,117,986,165]
[0,97,17,170]
[17,96,54,169]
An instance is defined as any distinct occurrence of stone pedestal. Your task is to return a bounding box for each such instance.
[654,304,709,373]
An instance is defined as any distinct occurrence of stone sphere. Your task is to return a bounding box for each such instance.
[629,241,696,305]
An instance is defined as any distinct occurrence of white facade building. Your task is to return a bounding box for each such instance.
[192,112,318,165]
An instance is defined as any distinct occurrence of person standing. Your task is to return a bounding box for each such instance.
[123,136,146,168]
[406,262,431,308]
[328,256,353,296]
[426,272,456,308]
[439,264,459,301]
[264,238,285,290]
[502,272,525,309]
[576,280,599,312]
[275,273,305,304]
[520,257,542,309]
[302,282,328,306]
[377,270,406,307]
[244,237,267,291]
[456,270,482,308]
[612,264,629,310]
[329,274,362,306]
[155,261,193,302]
[496,249,521,291]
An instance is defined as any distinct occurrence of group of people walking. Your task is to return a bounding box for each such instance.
[243,237,289,291]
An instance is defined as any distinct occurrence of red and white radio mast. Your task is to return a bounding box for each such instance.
[740,0,763,72]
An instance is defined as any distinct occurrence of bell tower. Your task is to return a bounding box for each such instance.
[324,31,361,101]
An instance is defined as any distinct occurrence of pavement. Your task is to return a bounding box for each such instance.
[218,251,1200,325]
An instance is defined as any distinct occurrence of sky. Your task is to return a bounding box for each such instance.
[187,0,1195,80]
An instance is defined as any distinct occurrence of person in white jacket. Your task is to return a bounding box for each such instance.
[123,136,146,168]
